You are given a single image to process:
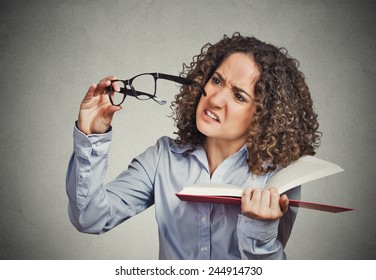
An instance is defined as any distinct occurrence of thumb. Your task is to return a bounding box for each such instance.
[279,194,289,214]
[107,105,122,115]
[102,105,122,127]
[104,105,122,119]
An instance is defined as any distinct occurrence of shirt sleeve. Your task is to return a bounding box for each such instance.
[237,215,285,259]
[236,186,300,260]
[66,123,157,234]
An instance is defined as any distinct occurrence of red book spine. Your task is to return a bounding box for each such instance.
[176,193,353,213]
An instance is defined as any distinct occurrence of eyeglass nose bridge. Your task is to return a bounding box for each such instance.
[125,84,133,92]
[120,81,133,95]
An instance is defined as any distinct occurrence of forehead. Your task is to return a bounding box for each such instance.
[216,53,260,88]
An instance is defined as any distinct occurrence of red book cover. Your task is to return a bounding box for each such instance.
[176,193,353,213]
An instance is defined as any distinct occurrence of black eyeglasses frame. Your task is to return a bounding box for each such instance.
[106,72,206,106]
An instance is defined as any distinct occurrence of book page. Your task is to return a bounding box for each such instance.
[266,155,344,194]
[179,183,243,197]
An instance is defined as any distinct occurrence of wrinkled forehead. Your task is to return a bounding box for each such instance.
[216,53,260,90]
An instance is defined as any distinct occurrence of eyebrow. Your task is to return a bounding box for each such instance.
[214,72,253,100]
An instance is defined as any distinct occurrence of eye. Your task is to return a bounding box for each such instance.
[211,76,221,86]
[234,92,246,102]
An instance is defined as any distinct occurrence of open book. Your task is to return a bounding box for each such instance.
[176,156,353,213]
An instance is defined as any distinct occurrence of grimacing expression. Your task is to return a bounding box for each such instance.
[196,52,260,148]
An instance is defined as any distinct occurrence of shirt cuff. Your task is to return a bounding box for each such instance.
[73,122,113,157]
[237,214,279,241]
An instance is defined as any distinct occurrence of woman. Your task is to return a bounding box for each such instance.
[66,33,321,259]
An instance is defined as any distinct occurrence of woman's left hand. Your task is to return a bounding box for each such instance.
[241,187,289,221]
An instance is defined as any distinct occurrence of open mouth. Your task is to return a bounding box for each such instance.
[206,110,220,122]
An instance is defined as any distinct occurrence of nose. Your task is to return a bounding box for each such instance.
[205,87,229,108]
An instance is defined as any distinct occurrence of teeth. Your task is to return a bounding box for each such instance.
[206,110,218,121]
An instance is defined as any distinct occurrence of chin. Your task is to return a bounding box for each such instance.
[196,124,208,137]
[197,126,220,139]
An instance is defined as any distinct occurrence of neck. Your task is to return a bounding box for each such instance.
[203,138,246,176]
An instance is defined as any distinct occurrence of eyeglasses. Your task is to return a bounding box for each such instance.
[106,72,206,106]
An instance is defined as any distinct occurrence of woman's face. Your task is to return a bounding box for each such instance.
[196,52,260,148]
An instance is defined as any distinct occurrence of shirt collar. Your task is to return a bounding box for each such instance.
[169,140,195,154]
[169,139,248,159]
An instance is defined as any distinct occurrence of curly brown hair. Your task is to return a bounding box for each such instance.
[171,32,321,175]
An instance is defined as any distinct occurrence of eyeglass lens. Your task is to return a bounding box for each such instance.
[108,81,126,105]
[108,74,158,105]
[131,74,156,100]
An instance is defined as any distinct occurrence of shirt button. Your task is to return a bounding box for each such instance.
[201,246,208,253]
[95,141,102,147]
[201,216,207,223]
[80,172,89,179]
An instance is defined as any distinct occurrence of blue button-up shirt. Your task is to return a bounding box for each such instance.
[66,125,300,259]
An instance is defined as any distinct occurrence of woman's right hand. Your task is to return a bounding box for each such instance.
[77,76,122,135]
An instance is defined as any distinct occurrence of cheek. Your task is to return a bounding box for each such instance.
[196,96,205,114]
[235,106,256,130]
[195,96,207,126]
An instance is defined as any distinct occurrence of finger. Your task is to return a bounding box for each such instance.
[241,187,254,215]
[241,187,253,206]
[81,84,98,105]
[250,188,261,210]
[95,76,118,96]
[100,75,118,86]
[260,189,271,209]
[105,104,123,116]
[269,188,282,214]
[94,81,110,96]
[102,104,123,125]
[104,75,118,81]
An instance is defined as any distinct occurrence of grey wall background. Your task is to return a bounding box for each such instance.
[0,0,375,260]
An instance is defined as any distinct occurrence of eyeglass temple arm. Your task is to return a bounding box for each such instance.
[157,73,206,96]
